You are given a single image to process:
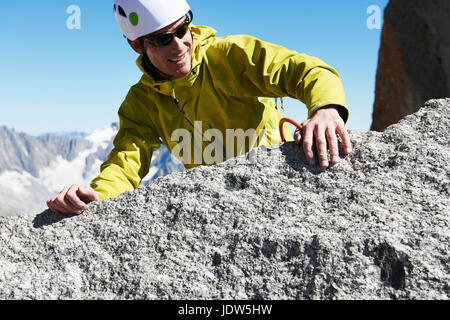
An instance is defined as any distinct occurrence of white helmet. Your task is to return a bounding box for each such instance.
[113,0,191,41]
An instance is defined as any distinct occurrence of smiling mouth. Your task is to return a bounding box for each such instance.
[168,53,186,62]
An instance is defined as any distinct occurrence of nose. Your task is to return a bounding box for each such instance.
[169,35,187,52]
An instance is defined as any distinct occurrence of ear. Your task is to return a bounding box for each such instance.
[127,38,143,54]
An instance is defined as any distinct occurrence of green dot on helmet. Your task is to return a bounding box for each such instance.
[129,12,139,26]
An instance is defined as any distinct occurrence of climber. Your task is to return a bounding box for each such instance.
[47,0,353,215]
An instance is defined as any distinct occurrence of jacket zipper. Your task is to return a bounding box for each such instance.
[171,81,212,143]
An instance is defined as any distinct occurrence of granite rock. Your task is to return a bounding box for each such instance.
[0,99,449,299]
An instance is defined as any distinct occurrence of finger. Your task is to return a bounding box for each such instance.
[336,125,353,154]
[55,187,82,214]
[47,192,78,214]
[302,124,315,165]
[326,126,339,164]
[47,199,72,214]
[46,196,60,213]
[47,194,57,206]
[314,125,329,168]
[47,192,63,213]
[77,186,100,202]
[294,129,302,145]
[46,199,57,212]
[66,185,87,210]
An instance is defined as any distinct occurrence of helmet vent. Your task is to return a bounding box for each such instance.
[118,5,127,18]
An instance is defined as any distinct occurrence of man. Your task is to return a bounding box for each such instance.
[47,0,352,215]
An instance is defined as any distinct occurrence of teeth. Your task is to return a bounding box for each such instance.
[169,54,185,62]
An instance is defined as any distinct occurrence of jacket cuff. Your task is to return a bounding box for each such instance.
[317,104,349,124]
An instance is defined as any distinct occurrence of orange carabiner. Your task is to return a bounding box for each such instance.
[279,118,304,143]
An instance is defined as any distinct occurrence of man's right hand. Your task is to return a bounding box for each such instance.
[47,185,99,215]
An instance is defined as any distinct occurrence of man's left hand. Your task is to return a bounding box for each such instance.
[294,106,352,168]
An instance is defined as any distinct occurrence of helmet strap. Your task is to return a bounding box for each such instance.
[139,38,167,81]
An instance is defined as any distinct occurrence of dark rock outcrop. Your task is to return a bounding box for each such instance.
[0,99,448,299]
[371,0,450,131]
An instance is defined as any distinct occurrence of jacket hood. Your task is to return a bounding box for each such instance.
[136,25,217,94]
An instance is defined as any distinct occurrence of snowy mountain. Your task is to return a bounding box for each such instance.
[0,124,184,216]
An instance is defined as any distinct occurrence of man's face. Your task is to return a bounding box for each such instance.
[143,17,193,79]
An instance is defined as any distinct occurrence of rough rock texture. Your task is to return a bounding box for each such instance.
[0,99,449,300]
[371,0,450,131]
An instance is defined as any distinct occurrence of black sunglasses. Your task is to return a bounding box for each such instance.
[143,18,191,47]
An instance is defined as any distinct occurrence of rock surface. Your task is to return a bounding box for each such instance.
[0,99,449,300]
[371,0,450,131]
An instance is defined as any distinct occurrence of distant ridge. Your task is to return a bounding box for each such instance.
[0,123,184,216]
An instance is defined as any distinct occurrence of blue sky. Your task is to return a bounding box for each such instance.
[0,0,388,136]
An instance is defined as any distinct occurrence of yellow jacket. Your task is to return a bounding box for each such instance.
[91,25,348,200]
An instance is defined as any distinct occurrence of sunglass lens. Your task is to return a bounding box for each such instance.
[175,24,189,39]
[150,23,189,47]
[157,34,173,47]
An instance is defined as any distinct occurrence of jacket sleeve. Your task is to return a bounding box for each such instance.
[216,35,349,122]
[90,91,161,201]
